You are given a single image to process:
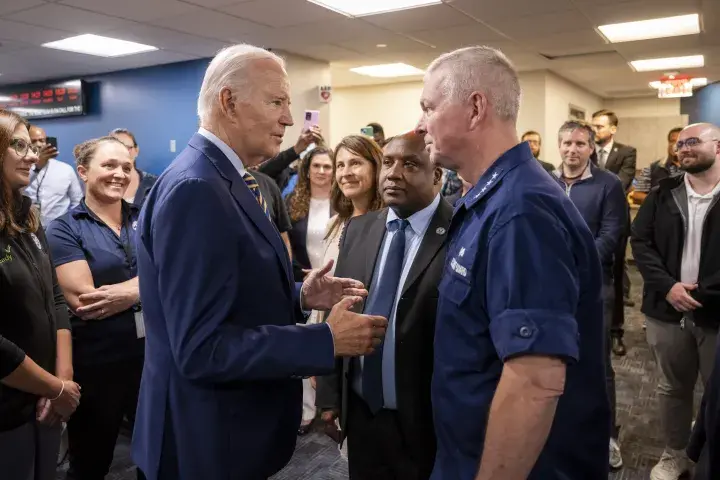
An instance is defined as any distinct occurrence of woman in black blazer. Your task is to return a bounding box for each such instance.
[286,146,334,283]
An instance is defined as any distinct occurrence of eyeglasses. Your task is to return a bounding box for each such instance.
[9,138,40,158]
[675,137,719,150]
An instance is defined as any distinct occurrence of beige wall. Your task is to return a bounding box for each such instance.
[543,73,603,166]
[603,97,681,118]
[280,51,332,151]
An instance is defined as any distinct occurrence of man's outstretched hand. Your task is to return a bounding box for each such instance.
[301,259,367,311]
[326,297,387,357]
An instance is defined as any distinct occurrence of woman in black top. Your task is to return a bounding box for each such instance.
[0,109,81,479]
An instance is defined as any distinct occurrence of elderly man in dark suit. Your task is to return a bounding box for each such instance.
[317,131,452,480]
[592,109,637,356]
[131,44,388,480]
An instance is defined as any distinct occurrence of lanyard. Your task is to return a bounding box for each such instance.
[31,163,49,208]
[119,213,135,270]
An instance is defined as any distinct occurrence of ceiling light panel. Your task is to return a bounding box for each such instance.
[630,55,704,72]
[307,0,441,17]
[350,63,425,77]
[42,34,158,57]
[599,14,700,43]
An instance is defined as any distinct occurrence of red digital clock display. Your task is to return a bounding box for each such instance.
[0,79,85,119]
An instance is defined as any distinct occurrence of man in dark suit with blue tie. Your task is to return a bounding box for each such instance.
[317,132,452,479]
[131,44,388,480]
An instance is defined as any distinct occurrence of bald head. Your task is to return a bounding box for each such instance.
[380,131,442,218]
[676,122,720,175]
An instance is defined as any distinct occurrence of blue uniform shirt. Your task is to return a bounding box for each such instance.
[46,200,144,366]
[431,143,610,480]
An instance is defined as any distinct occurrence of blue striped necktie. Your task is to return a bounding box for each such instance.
[242,171,270,219]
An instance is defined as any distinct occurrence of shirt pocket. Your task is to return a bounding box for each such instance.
[439,260,473,306]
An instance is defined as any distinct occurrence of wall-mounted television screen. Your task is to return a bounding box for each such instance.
[0,79,86,119]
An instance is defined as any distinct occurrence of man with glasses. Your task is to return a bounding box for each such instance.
[631,123,720,480]
[109,128,158,207]
[24,125,82,227]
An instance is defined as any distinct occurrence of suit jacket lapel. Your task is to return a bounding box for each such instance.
[606,145,620,170]
[364,209,389,289]
[400,199,452,297]
[188,134,292,285]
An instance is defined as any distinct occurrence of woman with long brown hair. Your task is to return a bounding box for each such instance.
[286,146,334,283]
[0,109,81,480]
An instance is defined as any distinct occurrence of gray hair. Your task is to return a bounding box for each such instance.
[197,44,286,124]
[426,46,521,122]
[558,120,596,147]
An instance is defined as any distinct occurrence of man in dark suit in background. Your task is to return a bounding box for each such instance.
[317,131,452,479]
[592,109,637,356]
[132,44,388,480]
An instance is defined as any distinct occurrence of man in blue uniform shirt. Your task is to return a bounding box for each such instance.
[416,46,610,479]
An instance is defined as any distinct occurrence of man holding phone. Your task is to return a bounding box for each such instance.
[25,125,83,227]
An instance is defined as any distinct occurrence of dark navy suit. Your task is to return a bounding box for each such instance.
[131,132,336,480]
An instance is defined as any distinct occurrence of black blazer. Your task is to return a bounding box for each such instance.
[601,141,637,192]
[316,199,453,461]
[286,201,334,282]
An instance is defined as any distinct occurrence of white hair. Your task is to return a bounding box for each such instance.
[197,44,286,124]
[426,46,521,122]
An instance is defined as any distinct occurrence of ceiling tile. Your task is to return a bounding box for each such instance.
[362,4,475,33]
[283,43,368,62]
[5,3,136,34]
[180,0,254,7]
[103,24,230,57]
[449,0,576,21]
[149,8,270,43]
[333,32,428,55]
[0,18,74,45]
[582,0,700,26]
[410,24,508,50]
[0,1,47,16]
[489,11,595,38]
[57,0,199,22]
[219,0,344,28]
[254,18,396,47]
[527,30,610,57]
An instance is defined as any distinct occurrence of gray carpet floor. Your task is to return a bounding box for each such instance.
[56,266,703,479]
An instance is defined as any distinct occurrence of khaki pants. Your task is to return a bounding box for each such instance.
[646,317,718,450]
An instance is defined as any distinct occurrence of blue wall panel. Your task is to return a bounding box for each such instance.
[680,81,720,126]
[33,58,210,175]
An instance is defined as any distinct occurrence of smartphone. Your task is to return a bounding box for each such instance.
[46,137,58,150]
[360,126,374,137]
[303,110,319,132]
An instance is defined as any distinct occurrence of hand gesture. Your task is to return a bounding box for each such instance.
[38,144,58,164]
[48,380,81,419]
[666,282,702,312]
[302,260,367,311]
[294,125,323,153]
[36,397,63,426]
[326,297,387,356]
[76,284,139,320]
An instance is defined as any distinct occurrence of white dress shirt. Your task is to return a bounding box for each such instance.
[680,175,720,284]
[24,158,83,227]
[596,140,614,169]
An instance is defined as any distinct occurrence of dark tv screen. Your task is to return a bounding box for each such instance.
[0,79,86,119]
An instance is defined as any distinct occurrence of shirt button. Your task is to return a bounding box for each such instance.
[519,326,532,338]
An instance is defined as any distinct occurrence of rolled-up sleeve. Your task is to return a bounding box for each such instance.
[485,213,580,363]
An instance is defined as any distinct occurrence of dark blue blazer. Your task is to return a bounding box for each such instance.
[131,134,336,480]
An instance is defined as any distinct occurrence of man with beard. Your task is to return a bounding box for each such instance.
[521,130,554,173]
[631,123,720,480]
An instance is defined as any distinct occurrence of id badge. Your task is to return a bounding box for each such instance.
[134,311,146,339]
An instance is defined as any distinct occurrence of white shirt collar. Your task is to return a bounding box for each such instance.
[197,127,246,177]
[684,174,720,199]
[386,193,441,236]
[597,139,614,154]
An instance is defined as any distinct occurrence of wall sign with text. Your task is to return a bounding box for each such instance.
[0,79,87,119]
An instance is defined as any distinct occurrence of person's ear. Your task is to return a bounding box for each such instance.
[468,91,488,130]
